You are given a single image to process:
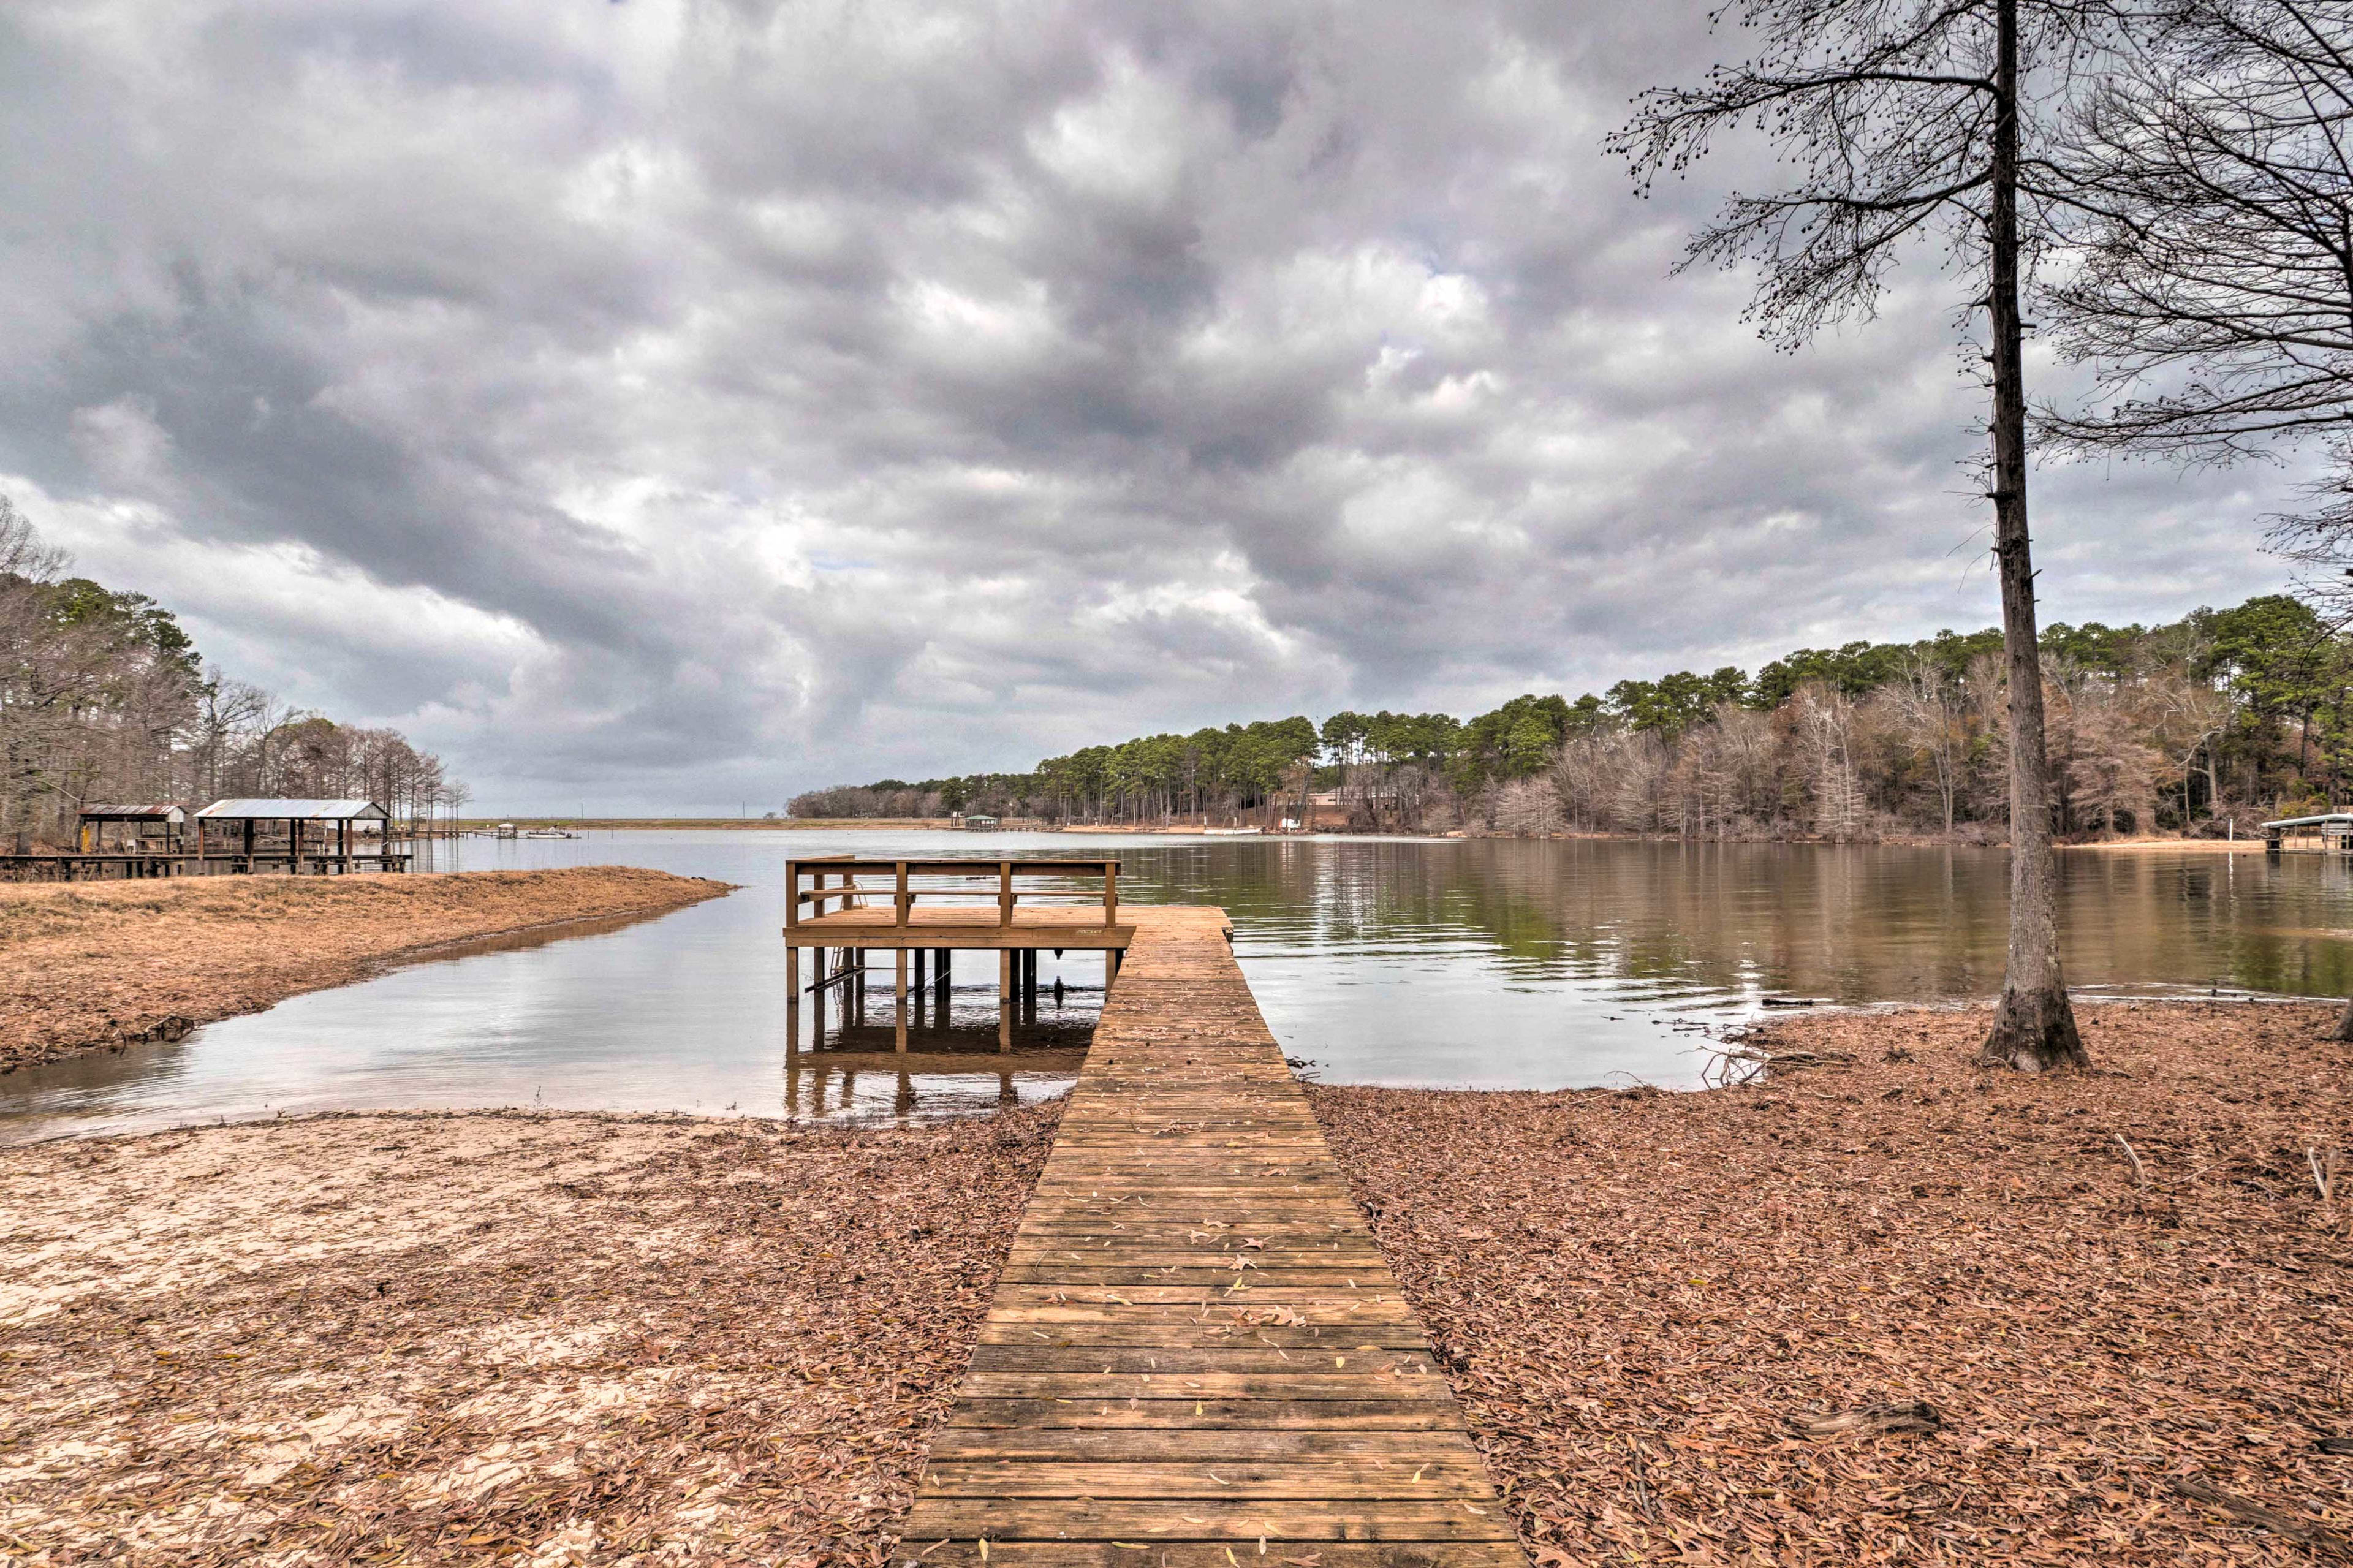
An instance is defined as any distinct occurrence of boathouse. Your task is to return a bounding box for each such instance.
[2260,812,2353,852]
[75,803,188,855]
[191,799,401,874]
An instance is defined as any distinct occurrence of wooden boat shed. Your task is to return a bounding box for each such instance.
[193,798,400,873]
[76,803,188,854]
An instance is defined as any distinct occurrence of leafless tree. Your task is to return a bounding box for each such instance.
[0,496,459,847]
[1895,657,1971,831]
[1610,0,2119,1068]
[2047,1,2353,577]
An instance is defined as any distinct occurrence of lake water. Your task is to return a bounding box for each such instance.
[6,830,2351,1143]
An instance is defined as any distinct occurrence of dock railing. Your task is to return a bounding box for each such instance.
[784,856,1120,931]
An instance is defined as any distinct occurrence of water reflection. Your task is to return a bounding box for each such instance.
[3,829,2351,1142]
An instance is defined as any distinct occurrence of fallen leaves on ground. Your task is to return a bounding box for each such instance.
[0,1102,1056,1564]
[1312,1000,2353,1566]
[0,867,729,1073]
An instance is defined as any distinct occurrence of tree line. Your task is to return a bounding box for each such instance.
[0,498,463,848]
[794,591,2350,836]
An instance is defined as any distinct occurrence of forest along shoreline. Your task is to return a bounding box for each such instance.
[0,866,730,1074]
[1,1001,2346,1562]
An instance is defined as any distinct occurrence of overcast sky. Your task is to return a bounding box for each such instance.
[0,1,2308,812]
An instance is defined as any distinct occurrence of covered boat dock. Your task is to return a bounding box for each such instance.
[2260,812,2353,853]
[0,799,410,880]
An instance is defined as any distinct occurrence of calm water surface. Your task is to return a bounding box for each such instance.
[6,830,2351,1142]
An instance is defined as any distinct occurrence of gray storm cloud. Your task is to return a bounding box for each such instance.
[0,0,2306,811]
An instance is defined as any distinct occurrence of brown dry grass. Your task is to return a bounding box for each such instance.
[0,868,728,1075]
[0,1104,1056,1566]
[1312,1001,2353,1566]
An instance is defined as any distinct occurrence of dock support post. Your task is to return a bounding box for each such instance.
[895,947,909,1052]
[1105,947,1117,993]
[786,945,800,1058]
[936,949,950,1024]
[812,950,827,1047]
[999,949,1013,1051]
[853,949,866,1029]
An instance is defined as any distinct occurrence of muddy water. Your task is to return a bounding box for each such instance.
[4,830,2349,1142]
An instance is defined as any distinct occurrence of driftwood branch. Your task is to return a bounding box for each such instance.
[2116,1132,2148,1188]
[2172,1475,2353,1555]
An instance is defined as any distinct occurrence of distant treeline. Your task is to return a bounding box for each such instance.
[794,593,2353,841]
[0,497,463,848]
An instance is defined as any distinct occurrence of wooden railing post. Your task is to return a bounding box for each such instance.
[1104,863,1118,929]
[895,860,910,927]
[999,861,1014,927]
[785,860,800,929]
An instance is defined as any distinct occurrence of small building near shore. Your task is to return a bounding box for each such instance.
[2260,812,2353,852]
[77,803,187,854]
[193,799,394,869]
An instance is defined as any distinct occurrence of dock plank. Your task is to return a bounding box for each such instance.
[892,906,1525,1562]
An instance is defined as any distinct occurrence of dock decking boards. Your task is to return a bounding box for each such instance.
[894,906,1528,1566]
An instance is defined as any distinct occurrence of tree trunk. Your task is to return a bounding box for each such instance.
[2331,994,2353,1042]
[1980,0,2087,1073]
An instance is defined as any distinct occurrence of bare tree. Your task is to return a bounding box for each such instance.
[2047,1,2353,567]
[1895,656,1971,832]
[1610,0,2113,1069]
[0,496,67,585]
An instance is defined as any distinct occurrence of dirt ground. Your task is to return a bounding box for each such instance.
[0,868,729,1074]
[0,1104,1056,1566]
[1312,1001,2353,1566]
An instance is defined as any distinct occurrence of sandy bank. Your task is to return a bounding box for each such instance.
[0,867,729,1075]
[1313,1001,2353,1565]
[2066,836,2269,853]
[0,1104,1056,1566]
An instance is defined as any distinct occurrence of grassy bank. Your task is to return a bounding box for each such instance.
[1313,1001,2353,1565]
[0,866,729,1074]
[0,1106,1055,1564]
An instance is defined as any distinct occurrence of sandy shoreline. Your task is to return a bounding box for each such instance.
[0,867,729,1075]
[4,1001,2346,1563]
[0,1105,1054,1566]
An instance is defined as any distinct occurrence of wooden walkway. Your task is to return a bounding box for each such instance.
[896,906,1526,1566]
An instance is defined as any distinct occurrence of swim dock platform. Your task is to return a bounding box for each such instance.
[814,875,1527,1562]
[784,858,1134,1053]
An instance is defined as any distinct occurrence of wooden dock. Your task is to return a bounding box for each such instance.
[893,905,1526,1565]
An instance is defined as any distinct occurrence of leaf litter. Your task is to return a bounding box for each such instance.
[0,1101,1058,1565]
[1311,999,2353,1566]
